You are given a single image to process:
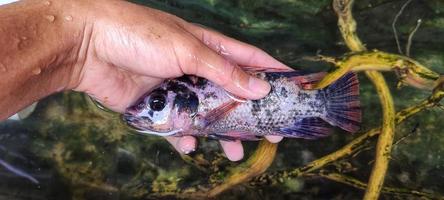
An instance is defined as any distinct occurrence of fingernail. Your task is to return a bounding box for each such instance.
[180,145,195,154]
[179,137,196,154]
[265,135,283,143]
[227,152,243,162]
[248,77,271,97]
[182,148,195,155]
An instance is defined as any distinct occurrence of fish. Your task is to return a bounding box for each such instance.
[123,68,361,141]
[0,158,39,184]
[0,145,39,184]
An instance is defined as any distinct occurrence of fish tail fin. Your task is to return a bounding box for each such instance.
[322,73,361,133]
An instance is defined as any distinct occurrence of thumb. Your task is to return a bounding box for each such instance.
[177,37,271,100]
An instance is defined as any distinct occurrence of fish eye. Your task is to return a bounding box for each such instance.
[149,94,166,111]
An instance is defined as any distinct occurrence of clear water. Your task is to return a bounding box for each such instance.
[1,0,444,199]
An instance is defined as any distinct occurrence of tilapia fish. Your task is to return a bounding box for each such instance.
[123,69,361,141]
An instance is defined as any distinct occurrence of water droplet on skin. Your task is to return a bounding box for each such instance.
[32,67,41,75]
[13,38,21,49]
[43,1,51,6]
[45,15,55,23]
[64,15,73,21]
[217,44,229,56]
[0,63,6,72]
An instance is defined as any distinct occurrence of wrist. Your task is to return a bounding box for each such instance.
[42,0,93,91]
[0,0,91,119]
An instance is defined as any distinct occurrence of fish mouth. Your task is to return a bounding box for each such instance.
[122,114,182,137]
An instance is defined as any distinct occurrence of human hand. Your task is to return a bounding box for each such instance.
[68,0,287,161]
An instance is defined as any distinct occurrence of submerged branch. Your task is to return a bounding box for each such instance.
[315,1,439,90]
[363,71,395,200]
[332,0,396,199]
[207,140,277,197]
[332,0,364,52]
[392,0,413,55]
[406,19,422,57]
[314,51,440,90]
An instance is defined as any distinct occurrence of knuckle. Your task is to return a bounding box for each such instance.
[176,39,203,75]
[219,62,237,87]
[188,40,205,58]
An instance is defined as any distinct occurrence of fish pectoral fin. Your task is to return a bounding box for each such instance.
[275,117,332,139]
[199,100,241,127]
[208,131,262,141]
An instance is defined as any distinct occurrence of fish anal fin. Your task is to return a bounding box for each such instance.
[275,117,332,139]
[208,131,262,141]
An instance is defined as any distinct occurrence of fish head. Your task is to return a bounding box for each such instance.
[123,81,199,136]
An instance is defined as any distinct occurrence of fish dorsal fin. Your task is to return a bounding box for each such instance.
[287,72,327,90]
[269,71,327,89]
[242,66,327,89]
[195,100,241,128]
[242,66,295,73]
[275,117,332,139]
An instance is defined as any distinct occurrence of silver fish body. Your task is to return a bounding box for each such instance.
[193,74,326,137]
[123,72,361,141]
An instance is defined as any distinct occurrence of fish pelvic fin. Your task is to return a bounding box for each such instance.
[322,73,361,133]
[275,117,332,139]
